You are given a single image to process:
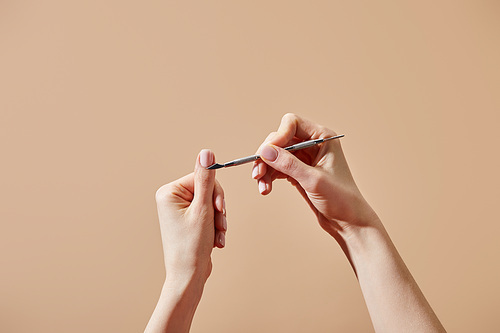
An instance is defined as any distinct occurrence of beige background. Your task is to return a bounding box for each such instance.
[1,1,499,332]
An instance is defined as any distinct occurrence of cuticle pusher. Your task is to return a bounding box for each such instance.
[207,134,345,170]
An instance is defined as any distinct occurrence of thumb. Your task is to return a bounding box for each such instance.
[193,149,216,207]
[260,144,315,187]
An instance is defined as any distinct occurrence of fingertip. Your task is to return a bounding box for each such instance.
[215,230,226,248]
[216,194,224,212]
[252,164,259,179]
[252,161,266,180]
[260,145,278,163]
[194,149,216,205]
[265,182,271,194]
[258,180,266,194]
[258,179,272,195]
[199,149,214,168]
[220,232,225,247]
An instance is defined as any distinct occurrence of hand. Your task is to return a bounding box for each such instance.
[252,113,380,238]
[155,149,227,283]
[146,149,227,333]
[251,115,446,332]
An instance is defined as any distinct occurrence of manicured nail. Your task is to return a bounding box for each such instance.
[259,180,266,194]
[219,232,225,247]
[260,145,278,162]
[252,165,259,179]
[217,196,223,212]
[222,199,226,215]
[199,149,213,168]
[222,216,227,231]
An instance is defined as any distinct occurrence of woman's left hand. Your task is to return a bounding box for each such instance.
[155,149,227,284]
[146,149,227,333]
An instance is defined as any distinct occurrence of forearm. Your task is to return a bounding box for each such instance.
[145,275,205,333]
[340,222,446,333]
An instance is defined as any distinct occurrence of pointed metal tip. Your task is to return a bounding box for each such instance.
[207,163,224,170]
[324,134,345,141]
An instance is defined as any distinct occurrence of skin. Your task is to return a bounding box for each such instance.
[145,149,226,333]
[145,114,446,333]
[252,113,446,332]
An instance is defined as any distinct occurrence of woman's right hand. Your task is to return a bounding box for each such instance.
[252,113,381,238]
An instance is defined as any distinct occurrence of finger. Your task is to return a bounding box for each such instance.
[260,144,317,189]
[258,163,292,195]
[252,132,303,181]
[252,132,277,180]
[254,113,327,182]
[256,135,305,191]
[193,149,216,207]
[214,210,227,232]
[256,114,334,192]
[214,230,226,248]
[252,160,264,179]
[261,114,336,165]
[155,173,195,204]
[258,165,278,195]
[275,113,336,144]
[213,179,225,214]
[258,177,270,195]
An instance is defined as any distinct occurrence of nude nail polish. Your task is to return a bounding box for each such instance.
[259,181,266,194]
[220,232,225,247]
[252,166,259,179]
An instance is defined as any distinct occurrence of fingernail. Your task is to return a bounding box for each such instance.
[222,199,226,215]
[217,196,223,212]
[200,149,213,168]
[222,216,227,231]
[259,180,266,194]
[252,166,259,179]
[261,145,278,162]
[220,232,225,247]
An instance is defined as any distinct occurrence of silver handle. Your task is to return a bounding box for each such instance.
[225,154,260,167]
[285,140,319,152]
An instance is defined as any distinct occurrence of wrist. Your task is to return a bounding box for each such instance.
[163,270,207,301]
[145,274,206,333]
[342,222,389,254]
[164,255,212,285]
[334,220,395,274]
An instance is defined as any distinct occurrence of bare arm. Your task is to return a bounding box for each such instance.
[253,113,445,332]
[341,223,444,332]
[145,150,227,333]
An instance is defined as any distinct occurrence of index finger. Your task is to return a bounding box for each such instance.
[251,113,336,183]
[271,113,337,147]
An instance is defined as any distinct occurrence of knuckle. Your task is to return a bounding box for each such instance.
[263,132,277,144]
[155,184,172,203]
[321,126,337,137]
[269,131,278,139]
[258,132,278,153]
[282,112,297,122]
[280,113,300,135]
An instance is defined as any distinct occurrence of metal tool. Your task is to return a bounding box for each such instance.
[207,134,345,170]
